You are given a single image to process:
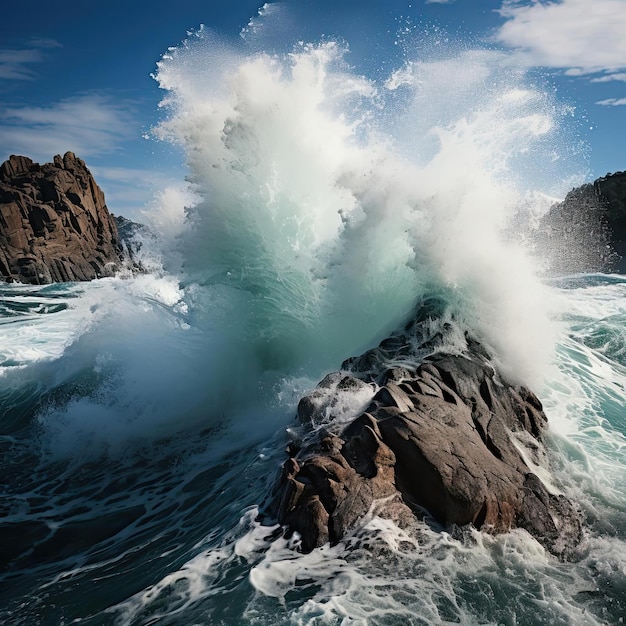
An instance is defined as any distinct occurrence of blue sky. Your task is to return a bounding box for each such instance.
[1,0,625,219]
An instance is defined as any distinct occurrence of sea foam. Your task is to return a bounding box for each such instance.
[151,15,576,389]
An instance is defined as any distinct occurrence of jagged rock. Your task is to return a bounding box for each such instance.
[267,316,582,558]
[112,214,150,275]
[536,170,626,274]
[0,153,123,284]
[597,170,626,271]
[114,215,148,261]
[296,372,374,426]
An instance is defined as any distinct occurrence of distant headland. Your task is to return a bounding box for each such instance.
[0,152,124,284]
[1,153,625,285]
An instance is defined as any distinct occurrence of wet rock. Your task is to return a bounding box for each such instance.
[267,326,582,558]
[0,153,123,284]
[296,372,374,426]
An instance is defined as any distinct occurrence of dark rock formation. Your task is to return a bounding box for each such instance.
[114,214,150,271]
[536,170,626,274]
[114,214,146,253]
[0,153,123,284]
[267,308,581,558]
[597,170,626,271]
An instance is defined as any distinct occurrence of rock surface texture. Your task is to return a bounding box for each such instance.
[537,170,626,274]
[0,153,123,284]
[268,314,581,558]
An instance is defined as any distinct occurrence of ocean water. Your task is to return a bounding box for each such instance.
[1,7,625,625]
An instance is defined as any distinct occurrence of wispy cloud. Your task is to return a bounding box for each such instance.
[590,73,626,84]
[91,165,186,219]
[0,92,176,219]
[596,98,626,107]
[0,39,61,81]
[495,0,626,76]
[0,49,44,80]
[26,38,62,50]
[425,0,455,4]
[0,93,137,161]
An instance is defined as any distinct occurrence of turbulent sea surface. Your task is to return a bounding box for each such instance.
[1,7,625,625]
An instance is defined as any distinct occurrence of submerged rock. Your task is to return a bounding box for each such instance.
[0,153,123,284]
[267,314,582,558]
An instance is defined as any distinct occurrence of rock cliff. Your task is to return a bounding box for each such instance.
[0,152,123,284]
[537,170,626,274]
[266,301,582,558]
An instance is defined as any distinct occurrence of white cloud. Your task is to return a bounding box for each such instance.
[425,0,455,4]
[591,73,626,83]
[596,97,626,107]
[26,39,62,50]
[0,93,136,161]
[0,39,61,81]
[0,49,43,80]
[495,0,626,76]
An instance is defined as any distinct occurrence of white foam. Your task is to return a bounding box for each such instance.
[151,19,577,391]
[541,279,626,516]
[243,513,601,625]
[0,284,97,372]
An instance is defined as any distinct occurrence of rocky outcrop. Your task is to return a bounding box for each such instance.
[537,170,626,274]
[0,153,123,284]
[596,170,626,272]
[267,306,581,558]
[114,214,151,271]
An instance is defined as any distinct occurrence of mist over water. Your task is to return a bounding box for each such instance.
[149,6,582,394]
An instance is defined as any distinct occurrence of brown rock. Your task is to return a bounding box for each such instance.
[0,152,123,284]
[267,318,582,558]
